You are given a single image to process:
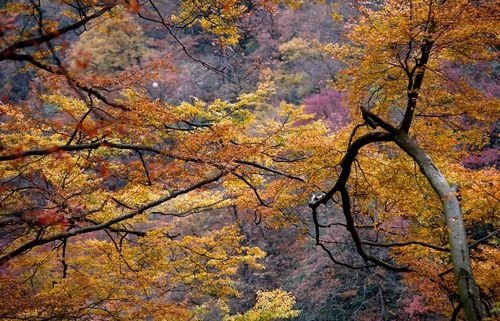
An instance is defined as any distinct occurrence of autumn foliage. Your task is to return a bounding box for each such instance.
[0,1,498,320]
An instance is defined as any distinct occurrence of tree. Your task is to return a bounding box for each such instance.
[311,1,499,320]
[0,1,498,320]
[68,11,155,75]
[0,1,316,319]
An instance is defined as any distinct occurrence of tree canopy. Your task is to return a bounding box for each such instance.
[0,1,498,320]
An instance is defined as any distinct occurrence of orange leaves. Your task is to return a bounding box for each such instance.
[95,163,112,178]
[0,0,498,319]
[80,122,101,139]
[328,1,499,316]
[37,212,68,227]
[72,50,91,70]
[1,2,310,320]
[0,224,266,319]
[127,0,140,13]
[27,209,68,227]
[222,0,233,13]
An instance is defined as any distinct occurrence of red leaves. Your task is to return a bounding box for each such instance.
[81,123,99,138]
[96,163,111,178]
[30,209,68,227]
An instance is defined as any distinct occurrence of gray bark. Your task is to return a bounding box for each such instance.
[393,133,485,321]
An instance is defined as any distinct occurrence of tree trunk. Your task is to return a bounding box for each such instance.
[394,133,485,321]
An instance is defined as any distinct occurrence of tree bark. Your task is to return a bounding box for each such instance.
[393,133,485,321]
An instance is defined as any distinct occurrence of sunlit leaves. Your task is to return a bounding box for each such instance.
[0,224,268,320]
[0,69,326,320]
[223,289,301,321]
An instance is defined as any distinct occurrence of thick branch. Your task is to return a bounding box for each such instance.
[393,132,485,320]
[309,131,412,272]
[0,171,225,265]
[310,132,392,209]
[400,39,434,132]
[361,107,398,133]
[0,141,199,162]
[339,186,411,272]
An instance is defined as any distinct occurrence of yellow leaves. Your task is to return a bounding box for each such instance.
[161,190,232,216]
[173,93,256,126]
[2,1,498,319]
[3,82,338,258]
[275,102,310,123]
[330,3,343,22]
[223,289,300,321]
[0,103,25,120]
[472,245,500,295]
[0,104,38,146]
[322,43,352,62]
[121,88,176,126]
[134,224,266,298]
[275,0,304,10]
[0,223,268,320]
[175,98,208,119]
[173,0,247,46]
[326,0,499,263]
[210,99,249,123]
[42,94,87,117]
[171,0,314,46]
[432,1,500,62]
[279,38,325,61]
[329,0,500,132]
[445,167,499,224]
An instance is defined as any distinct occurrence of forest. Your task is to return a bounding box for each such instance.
[0,1,498,320]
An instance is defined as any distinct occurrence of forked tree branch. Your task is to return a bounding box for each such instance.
[308,131,414,272]
[0,171,225,265]
[0,2,130,110]
[0,4,116,60]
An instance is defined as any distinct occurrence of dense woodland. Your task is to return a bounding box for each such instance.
[0,1,498,320]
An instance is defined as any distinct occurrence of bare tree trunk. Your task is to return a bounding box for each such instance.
[394,133,485,321]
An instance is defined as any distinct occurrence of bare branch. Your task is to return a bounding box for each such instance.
[0,4,116,59]
[362,240,449,252]
[234,160,305,182]
[0,141,199,163]
[0,171,225,265]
